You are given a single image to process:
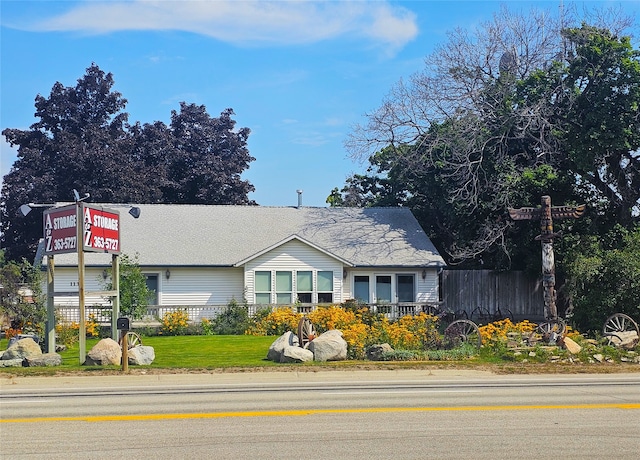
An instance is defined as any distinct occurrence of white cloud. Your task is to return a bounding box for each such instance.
[26,0,418,52]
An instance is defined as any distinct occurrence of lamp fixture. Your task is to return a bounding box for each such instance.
[165,269,171,280]
[343,269,348,280]
[102,270,108,280]
[421,269,427,280]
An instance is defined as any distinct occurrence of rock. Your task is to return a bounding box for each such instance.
[85,338,122,366]
[267,331,299,362]
[308,330,348,362]
[280,345,314,363]
[593,353,604,363]
[607,331,639,349]
[127,346,155,365]
[2,338,42,360]
[0,358,24,367]
[25,353,62,367]
[367,343,393,361]
[560,336,582,354]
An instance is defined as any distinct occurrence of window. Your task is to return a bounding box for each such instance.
[354,276,370,303]
[296,271,312,303]
[276,271,292,304]
[255,271,271,304]
[317,271,333,303]
[375,275,392,303]
[145,274,158,305]
[397,275,415,302]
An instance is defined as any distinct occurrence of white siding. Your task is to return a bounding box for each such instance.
[159,267,243,305]
[416,270,440,303]
[50,267,114,307]
[48,266,244,307]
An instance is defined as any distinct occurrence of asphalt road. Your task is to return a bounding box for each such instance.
[1,370,639,459]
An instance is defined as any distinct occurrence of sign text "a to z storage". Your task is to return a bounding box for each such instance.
[83,205,121,254]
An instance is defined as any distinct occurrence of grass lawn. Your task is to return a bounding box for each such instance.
[2,334,638,376]
[0,335,282,374]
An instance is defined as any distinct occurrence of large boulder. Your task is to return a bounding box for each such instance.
[2,338,42,360]
[267,331,299,362]
[608,331,639,349]
[85,338,122,366]
[127,346,155,365]
[25,353,62,367]
[280,345,314,363]
[308,329,348,362]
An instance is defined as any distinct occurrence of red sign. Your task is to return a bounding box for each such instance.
[83,205,121,254]
[43,205,78,255]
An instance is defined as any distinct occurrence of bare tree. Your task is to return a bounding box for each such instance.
[345,5,637,264]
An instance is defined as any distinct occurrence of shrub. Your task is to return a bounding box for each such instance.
[245,306,301,336]
[160,309,190,336]
[210,299,251,335]
[378,312,441,351]
[201,318,214,336]
[478,319,536,350]
[56,322,79,347]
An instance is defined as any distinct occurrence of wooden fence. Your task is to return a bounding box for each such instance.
[441,269,544,320]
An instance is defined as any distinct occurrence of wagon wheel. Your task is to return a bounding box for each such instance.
[501,308,514,322]
[444,319,482,349]
[536,319,566,340]
[297,317,316,348]
[119,331,142,349]
[602,313,639,337]
[470,307,490,324]
[602,313,639,346]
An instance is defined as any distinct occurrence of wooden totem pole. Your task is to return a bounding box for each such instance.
[509,196,585,322]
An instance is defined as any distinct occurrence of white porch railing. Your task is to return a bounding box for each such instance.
[55,302,442,325]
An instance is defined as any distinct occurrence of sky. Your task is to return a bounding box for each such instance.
[2,1,639,208]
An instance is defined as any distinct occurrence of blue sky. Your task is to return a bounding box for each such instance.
[2,1,638,207]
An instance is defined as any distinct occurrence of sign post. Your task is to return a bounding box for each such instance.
[43,201,122,364]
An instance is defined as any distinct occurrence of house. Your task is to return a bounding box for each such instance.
[48,205,446,320]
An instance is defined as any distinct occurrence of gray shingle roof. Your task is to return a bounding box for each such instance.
[52,205,445,268]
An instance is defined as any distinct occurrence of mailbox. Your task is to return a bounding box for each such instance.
[116,317,130,331]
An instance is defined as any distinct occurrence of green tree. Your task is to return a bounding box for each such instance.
[0,252,46,333]
[565,226,640,332]
[103,253,150,320]
[164,103,256,204]
[2,65,256,263]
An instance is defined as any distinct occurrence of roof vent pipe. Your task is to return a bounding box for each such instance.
[296,190,303,208]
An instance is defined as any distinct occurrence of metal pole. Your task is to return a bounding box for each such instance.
[77,201,86,364]
[46,255,56,353]
[111,254,120,341]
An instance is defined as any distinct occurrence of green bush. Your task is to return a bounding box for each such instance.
[210,299,251,335]
[566,226,640,332]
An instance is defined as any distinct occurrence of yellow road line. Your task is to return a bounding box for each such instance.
[2,403,639,424]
